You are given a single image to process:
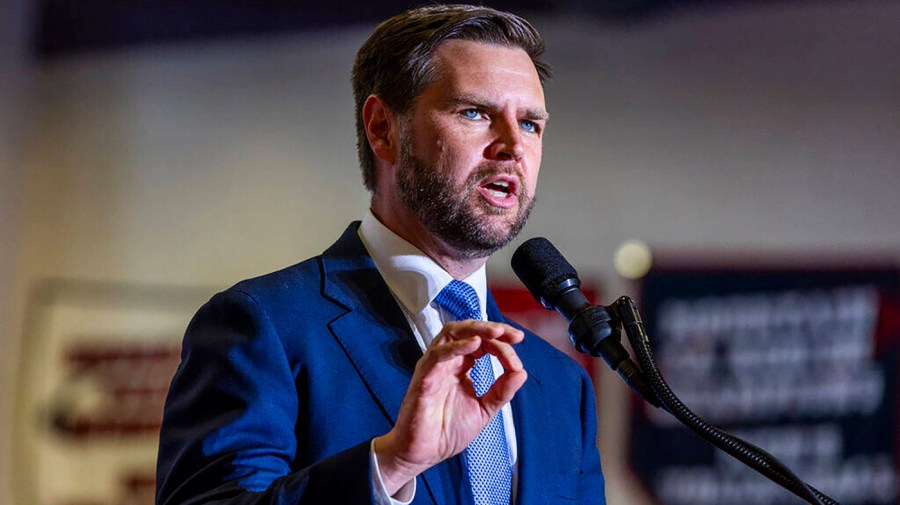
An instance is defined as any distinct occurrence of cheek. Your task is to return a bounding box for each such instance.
[438,131,482,170]
[420,122,471,167]
[409,112,446,159]
[525,147,542,187]
[526,170,540,195]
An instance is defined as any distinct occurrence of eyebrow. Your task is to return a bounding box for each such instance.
[449,92,550,121]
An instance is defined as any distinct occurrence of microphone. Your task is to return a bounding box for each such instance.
[511,237,660,407]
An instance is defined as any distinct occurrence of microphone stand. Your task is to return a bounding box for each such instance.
[592,296,841,505]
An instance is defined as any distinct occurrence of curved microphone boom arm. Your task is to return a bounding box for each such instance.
[511,237,840,505]
[606,296,837,505]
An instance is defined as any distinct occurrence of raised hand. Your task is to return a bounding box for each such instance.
[373,320,528,496]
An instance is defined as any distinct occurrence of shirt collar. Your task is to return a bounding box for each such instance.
[357,209,487,317]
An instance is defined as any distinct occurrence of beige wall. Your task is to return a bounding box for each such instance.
[5,1,900,503]
[2,0,31,503]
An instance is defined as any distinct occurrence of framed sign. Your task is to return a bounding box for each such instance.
[14,279,211,505]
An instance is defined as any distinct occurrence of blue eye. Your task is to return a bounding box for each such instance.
[519,120,538,134]
[462,109,482,120]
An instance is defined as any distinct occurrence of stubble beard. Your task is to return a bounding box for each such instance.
[395,141,536,259]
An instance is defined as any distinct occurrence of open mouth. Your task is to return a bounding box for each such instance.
[478,175,520,208]
[485,180,512,198]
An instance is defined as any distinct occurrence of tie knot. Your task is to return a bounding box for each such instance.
[435,280,481,321]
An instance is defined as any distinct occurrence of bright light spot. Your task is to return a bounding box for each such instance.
[614,239,652,279]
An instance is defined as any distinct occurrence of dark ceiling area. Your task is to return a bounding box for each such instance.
[34,0,771,57]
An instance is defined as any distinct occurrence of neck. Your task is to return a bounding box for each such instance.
[369,200,488,280]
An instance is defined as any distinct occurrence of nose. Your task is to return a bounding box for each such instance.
[486,116,525,162]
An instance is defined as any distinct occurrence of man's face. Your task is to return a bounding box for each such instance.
[394,40,547,258]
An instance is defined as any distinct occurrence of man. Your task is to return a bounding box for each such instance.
[156,5,605,505]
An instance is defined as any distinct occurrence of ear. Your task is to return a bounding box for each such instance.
[362,95,399,165]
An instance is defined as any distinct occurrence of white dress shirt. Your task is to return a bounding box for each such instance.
[358,210,519,505]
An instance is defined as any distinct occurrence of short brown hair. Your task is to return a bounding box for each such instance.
[351,4,551,191]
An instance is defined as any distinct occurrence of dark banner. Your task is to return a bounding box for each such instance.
[630,263,900,505]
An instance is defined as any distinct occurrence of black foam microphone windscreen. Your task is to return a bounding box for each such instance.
[511,237,579,307]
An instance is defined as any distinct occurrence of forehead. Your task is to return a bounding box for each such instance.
[422,39,546,110]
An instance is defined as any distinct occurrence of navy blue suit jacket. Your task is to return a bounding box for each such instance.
[156,223,606,504]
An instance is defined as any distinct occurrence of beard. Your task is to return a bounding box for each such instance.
[395,141,535,259]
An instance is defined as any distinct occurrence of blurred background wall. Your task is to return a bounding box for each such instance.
[3,0,900,504]
[2,0,31,503]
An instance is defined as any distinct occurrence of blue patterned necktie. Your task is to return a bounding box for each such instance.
[434,280,512,505]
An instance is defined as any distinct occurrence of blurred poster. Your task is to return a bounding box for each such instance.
[14,280,209,505]
[630,263,900,505]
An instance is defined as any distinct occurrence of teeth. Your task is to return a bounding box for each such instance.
[486,180,511,195]
[483,179,513,200]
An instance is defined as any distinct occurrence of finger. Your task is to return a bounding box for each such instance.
[480,338,524,373]
[438,320,524,345]
[424,336,481,365]
[480,369,528,415]
[492,324,525,345]
[411,338,479,397]
[439,320,503,342]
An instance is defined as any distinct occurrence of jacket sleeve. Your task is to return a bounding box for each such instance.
[155,289,374,505]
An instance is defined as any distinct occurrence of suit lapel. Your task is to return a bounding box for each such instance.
[508,349,553,505]
[487,296,543,504]
[486,295,577,505]
[321,223,419,427]
[320,223,456,505]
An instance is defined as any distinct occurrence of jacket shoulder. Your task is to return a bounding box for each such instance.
[230,256,324,302]
[224,221,365,309]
